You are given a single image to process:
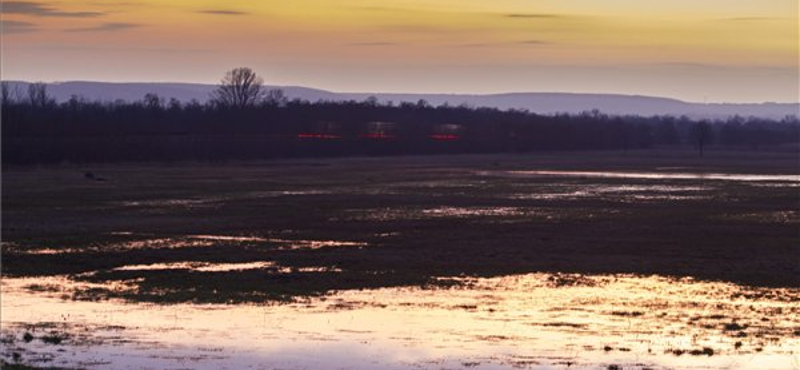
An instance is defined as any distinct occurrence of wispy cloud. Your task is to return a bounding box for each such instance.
[720,17,786,22]
[504,14,563,19]
[4,1,104,17]
[66,22,141,32]
[378,24,483,35]
[349,42,401,46]
[2,20,38,34]
[517,40,548,45]
[455,40,550,47]
[8,43,210,54]
[197,10,248,16]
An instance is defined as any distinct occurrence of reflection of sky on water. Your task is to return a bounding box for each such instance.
[501,170,800,183]
[3,274,798,370]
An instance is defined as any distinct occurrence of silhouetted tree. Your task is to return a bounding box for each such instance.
[27,82,52,108]
[142,93,163,110]
[1,82,10,107]
[691,120,712,157]
[211,67,264,109]
[264,89,288,107]
[168,97,182,111]
[2,87,798,165]
[364,96,379,107]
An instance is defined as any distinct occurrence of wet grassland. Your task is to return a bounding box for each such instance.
[3,151,799,303]
[2,150,799,370]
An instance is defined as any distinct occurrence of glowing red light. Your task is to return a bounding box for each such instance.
[429,134,460,141]
[297,133,342,139]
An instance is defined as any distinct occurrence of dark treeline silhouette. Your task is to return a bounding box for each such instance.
[2,84,798,164]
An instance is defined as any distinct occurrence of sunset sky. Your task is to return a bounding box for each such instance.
[2,0,798,103]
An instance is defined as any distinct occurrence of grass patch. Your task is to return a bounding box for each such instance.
[3,152,798,303]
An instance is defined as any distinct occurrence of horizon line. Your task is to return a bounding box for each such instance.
[4,79,799,106]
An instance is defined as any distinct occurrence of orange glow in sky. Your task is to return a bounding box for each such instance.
[2,0,798,102]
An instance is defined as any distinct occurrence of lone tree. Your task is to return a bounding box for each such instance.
[691,120,713,157]
[211,67,264,109]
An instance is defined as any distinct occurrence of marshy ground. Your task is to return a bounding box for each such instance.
[1,150,799,369]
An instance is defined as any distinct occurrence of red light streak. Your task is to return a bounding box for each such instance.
[429,134,460,141]
[297,133,342,139]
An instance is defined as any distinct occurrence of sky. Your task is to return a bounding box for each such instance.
[2,0,798,103]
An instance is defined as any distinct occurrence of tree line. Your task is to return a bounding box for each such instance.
[2,69,798,165]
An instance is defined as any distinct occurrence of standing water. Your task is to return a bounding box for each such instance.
[2,273,798,370]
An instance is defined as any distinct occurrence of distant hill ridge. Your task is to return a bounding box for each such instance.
[4,81,798,119]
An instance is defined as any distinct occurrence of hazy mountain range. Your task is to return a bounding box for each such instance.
[5,81,798,119]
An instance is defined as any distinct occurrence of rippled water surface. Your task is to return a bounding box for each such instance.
[501,170,800,183]
[3,274,798,370]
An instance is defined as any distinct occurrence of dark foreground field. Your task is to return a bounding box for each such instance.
[2,151,798,303]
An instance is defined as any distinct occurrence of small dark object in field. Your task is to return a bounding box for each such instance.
[22,332,33,343]
[670,349,685,356]
[607,365,622,370]
[547,273,595,287]
[611,311,644,317]
[734,341,743,349]
[723,322,746,331]
[12,352,21,363]
[688,347,714,356]
[603,345,613,352]
[41,333,67,345]
[84,172,107,182]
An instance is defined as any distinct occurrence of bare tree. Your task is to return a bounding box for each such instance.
[28,82,53,108]
[691,120,712,157]
[1,82,10,107]
[142,93,163,110]
[211,67,264,109]
[264,88,288,107]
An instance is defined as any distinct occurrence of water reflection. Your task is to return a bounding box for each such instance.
[2,274,797,370]
[502,170,800,183]
[4,235,369,255]
[113,261,278,272]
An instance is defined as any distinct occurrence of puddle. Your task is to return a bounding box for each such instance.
[246,190,334,197]
[421,206,524,217]
[344,206,617,222]
[500,170,800,183]
[117,198,224,210]
[503,183,722,203]
[4,238,217,255]
[188,235,269,242]
[5,236,369,255]
[112,261,278,272]
[275,240,368,251]
[723,211,800,225]
[2,274,797,370]
[344,207,537,221]
[106,262,342,274]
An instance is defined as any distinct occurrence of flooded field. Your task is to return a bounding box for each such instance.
[3,151,799,369]
[3,274,798,370]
